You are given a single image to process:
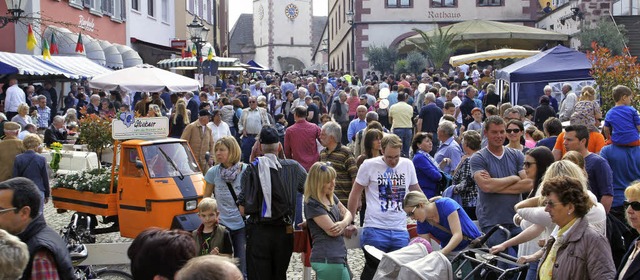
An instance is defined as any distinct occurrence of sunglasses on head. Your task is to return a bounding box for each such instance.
[506,129,521,134]
[624,200,640,211]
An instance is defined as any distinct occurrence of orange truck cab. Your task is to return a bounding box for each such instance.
[116,138,205,238]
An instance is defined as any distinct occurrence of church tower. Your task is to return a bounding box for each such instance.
[253,0,313,73]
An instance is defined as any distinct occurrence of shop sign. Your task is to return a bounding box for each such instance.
[79,15,95,32]
[171,40,187,49]
[427,11,462,19]
[112,114,169,140]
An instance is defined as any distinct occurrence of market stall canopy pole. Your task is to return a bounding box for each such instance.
[88,64,200,93]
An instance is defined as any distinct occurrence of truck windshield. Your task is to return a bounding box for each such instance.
[142,142,200,178]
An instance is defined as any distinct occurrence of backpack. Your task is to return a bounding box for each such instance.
[243,161,293,225]
[232,111,239,129]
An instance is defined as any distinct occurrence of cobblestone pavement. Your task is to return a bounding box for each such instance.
[43,202,365,279]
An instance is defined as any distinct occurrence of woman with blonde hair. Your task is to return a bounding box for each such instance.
[10,103,33,129]
[502,161,607,279]
[203,136,247,277]
[303,162,352,279]
[64,108,78,124]
[617,181,640,279]
[147,104,162,117]
[403,191,481,259]
[13,134,49,214]
[169,100,189,138]
[571,86,602,132]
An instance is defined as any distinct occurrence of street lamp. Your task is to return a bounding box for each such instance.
[1,0,27,28]
[346,9,355,73]
[187,16,210,74]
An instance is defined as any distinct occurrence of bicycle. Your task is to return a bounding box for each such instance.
[61,213,133,280]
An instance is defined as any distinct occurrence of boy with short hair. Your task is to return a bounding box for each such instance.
[467,107,484,132]
[603,85,640,146]
[192,198,233,257]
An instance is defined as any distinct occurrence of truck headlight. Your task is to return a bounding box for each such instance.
[185,200,197,211]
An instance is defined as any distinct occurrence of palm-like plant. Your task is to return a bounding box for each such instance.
[412,26,466,69]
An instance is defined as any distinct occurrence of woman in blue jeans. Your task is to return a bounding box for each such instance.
[303,162,352,280]
[203,136,247,278]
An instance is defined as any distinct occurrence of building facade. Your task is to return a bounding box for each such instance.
[127,0,177,65]
[0,0,127,57]
[328,0,541,76]
[174,0,228,59]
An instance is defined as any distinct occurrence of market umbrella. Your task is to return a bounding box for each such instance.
[449,48,541,67]
[398,19,568,53]
[88,64,200,93]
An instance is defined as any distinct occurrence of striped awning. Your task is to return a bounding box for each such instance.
[38,55,113,79]
[0,51,77,78]
[157,57,241,69]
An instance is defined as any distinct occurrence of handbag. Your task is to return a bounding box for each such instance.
[436,170,453,195]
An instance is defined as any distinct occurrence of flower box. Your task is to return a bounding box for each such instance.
[51,188,118,217]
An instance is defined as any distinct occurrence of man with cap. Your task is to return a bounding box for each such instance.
[238,126,307,280]
[0,122,25,181]
[181,109,215,172]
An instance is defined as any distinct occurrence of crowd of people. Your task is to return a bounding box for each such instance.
[0,64,639,280]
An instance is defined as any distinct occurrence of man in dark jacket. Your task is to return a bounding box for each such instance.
[44,116,70,147]
[0,178,75,280]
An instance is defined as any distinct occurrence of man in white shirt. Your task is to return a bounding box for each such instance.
[291,87,308,109]
[346,134,420,279]
[558,83,577,122]
[207,109,231,144]
[4,78,25,120]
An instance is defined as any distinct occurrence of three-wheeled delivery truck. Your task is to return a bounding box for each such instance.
[52,116,205,238]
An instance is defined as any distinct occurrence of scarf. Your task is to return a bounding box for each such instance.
[220,163,242,183]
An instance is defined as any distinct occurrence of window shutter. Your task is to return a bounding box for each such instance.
[207,0,212,23]
[121,0,127,20]
[188,0,194,13]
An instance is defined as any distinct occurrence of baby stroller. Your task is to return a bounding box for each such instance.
[451,225,529,280]
[367,243,453,280]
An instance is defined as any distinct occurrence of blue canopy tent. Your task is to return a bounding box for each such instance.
[495,45,593,107]
[246,60,273,72]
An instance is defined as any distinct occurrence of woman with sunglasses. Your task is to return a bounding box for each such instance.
[617,181,640,280]
[403,191,481,259]
[521,176,615,280]
[506,119,528,154]
[303,162,352,280]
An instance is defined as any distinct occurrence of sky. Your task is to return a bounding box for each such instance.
[228,0,328,28]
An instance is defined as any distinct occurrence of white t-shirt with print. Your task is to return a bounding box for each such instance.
[356,156,418,231]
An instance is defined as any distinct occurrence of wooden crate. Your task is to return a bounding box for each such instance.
[51,188,118,217]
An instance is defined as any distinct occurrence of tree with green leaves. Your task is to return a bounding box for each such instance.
[412,26,465,69]
[365,45,398,74]
[405,51,427,74]
[577,18,628,56]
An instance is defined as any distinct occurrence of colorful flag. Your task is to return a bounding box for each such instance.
[75,33,84,53]
[42,39,51,60]
[26,24,37,51]
[50,33,59,54]
[207,47,213,61]
[191,43,197,56]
